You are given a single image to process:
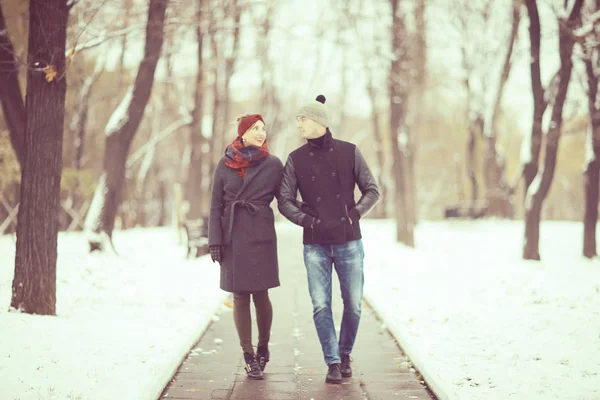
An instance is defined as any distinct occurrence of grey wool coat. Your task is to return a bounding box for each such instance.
[208,155,283,293]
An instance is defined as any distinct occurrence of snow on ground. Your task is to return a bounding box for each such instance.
[1,220,599,400]
[0,228,228,400]
[361,219,600,400]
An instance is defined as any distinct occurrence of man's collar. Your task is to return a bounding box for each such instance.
[307,129,333,148]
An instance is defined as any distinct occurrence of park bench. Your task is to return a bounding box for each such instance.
[444,202,488,219]
[183,217,209,258]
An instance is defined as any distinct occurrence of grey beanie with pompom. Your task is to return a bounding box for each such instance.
[297,95,329,128]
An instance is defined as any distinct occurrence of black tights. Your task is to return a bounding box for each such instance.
[233,290,273,354]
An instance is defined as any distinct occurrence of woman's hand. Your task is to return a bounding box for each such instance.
[210,245,222,263]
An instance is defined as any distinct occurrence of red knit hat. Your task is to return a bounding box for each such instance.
[237,114,264,137]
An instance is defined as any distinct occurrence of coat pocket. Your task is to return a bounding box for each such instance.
[314,218,348,242]
[220,216,231,244]
[248,208,277,243]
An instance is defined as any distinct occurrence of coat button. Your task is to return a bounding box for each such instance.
[332,172,336,177]
[310,152,314,156]
[341,217,346,221]
[311,176,315,181]
[329,148,334,152]
[316,197,322,202]
[336,194,340,199]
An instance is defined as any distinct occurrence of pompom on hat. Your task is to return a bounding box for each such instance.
[297,95,329,128]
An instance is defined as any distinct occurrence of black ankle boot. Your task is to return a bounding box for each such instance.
[256,345,270,371]
[340,354,352,377]
[243,352,264,380]
[325,363,342,384]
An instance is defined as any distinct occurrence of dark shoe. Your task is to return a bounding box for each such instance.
[340,354,352,377]
[256,345,270,372]
[243,352,264,380]
[326,363,342,384]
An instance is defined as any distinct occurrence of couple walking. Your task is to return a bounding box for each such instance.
[208,95,380,384]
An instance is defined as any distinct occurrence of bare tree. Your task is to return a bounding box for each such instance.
[346,0,388,218]
[0,2,25,167]
[389,0,415,246]
[483,0,520,217]
[522,0,583,260]
[206,0,241,213]
[452,0,518,217]
[257,1,285,155]
[582,0,600,258]
[70,56,105,171]
[185,0,207,220]
[522,0,546,198]
[407,0,426,223]
[11,0,68,314]
[84,0,169,250]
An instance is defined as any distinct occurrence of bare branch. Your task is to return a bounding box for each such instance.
[67,24,146,54]
[126,115,192,169]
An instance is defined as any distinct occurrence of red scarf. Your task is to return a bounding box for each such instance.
[224,137,270,178]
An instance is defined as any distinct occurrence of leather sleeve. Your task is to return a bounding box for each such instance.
[277,156,312,227]
[351,147,380,219]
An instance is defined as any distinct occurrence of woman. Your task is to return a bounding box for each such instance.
[208,114,283,380]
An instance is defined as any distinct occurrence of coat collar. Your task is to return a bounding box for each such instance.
[307,129,334,149]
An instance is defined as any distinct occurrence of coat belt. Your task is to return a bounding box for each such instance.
[227,199,269,241]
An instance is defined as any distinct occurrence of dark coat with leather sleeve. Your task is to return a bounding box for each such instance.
[278,131,379,245]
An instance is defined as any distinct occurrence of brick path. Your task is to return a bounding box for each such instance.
[161,228,435,400]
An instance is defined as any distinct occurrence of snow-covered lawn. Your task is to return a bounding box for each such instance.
[2,220,599,400]
[361,219,600,400]
[0,228,228,400]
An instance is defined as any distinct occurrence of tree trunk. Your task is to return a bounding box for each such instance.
[583,157,599,258]
[84,0,168,247]
[186,0,206,220]
[117,0,133,90]
[467,116,482,211]
[389,0,414,246]
[407,0,425,225]
[0,3,26,168]
[523,0,582,260]
[484,0,520,218]
[523,0,547,198]
[367,83,387,218]
[157,167,168,226]
[71,58,104,171]
[11,0,68,315]
[206,1,241,214]
[583,31,600,258]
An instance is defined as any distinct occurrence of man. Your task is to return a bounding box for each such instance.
[278,95,380,384]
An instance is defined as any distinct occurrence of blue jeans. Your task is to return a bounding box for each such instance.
[303,239,365,366]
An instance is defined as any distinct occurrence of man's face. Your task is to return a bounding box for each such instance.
[296,116,322,139]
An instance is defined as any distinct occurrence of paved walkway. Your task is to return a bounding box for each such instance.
[160,228,435,400]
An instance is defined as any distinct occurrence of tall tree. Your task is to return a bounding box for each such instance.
[185,0,207,220]
[84,0,169,248]
[522,0,583,260]
[582,0,600,258]
[206,0,241,214]
[0,2,26,167]
[389,0,415,246]
[11,0,68,314]
[483,0,520,218]
[452,0,517,217]
[522,0,546,198]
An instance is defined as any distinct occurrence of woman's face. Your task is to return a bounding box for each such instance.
[241,120,267,147]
